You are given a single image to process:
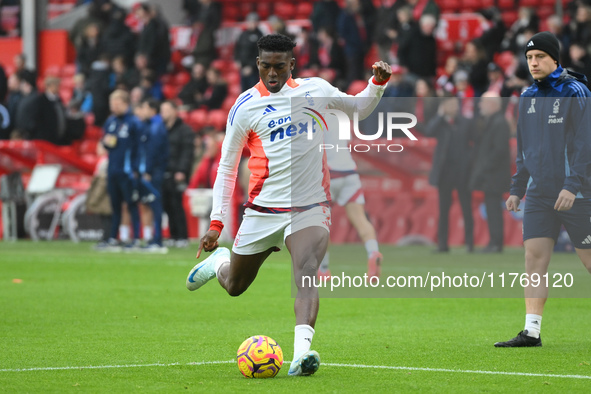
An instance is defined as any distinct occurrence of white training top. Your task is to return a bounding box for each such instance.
[211,76,386,223]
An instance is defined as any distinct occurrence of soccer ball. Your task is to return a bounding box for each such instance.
[236,335,283,378]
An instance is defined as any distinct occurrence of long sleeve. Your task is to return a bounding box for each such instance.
[328,76,388,120]
[209,96,249,223]
[509,118,530,199]
[563,92,591,196]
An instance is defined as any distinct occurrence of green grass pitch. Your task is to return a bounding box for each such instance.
[1,242,590,392]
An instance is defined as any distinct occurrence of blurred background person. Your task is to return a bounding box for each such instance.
[338,0,374,87]
[469,92,511,253]
[424,94,474,253]
[102,90,142,249]
[178,62,208,110]
[398,13,437,80]
[135,3,171,76]
[137,98,169,252]
[193,67,227,110]
[234,12,264,92]
[160,100,194,248]
[89,143,113,251]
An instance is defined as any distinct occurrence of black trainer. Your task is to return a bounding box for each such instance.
[494,330,542,347]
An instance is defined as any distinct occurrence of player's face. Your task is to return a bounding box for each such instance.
[110,97,128,116]
[160,102,175,123]
[257,51,295,93]
[526,50,558,80]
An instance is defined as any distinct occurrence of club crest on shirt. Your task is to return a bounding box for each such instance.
[527,98,536,114]
[553,98,560,114]
[118,124,129,138]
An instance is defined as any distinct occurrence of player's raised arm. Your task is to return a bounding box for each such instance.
[328,61,392,120]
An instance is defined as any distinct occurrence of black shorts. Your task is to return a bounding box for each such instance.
[523,196,591,249]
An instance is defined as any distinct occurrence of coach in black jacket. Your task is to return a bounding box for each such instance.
[469,92,511,252]
[33,77,68,145]
[160,100,195,247]
[424,94,474,252]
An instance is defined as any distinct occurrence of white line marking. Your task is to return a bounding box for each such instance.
[324,363,591,380]
[1,360,590,380]
[0,360,235,373]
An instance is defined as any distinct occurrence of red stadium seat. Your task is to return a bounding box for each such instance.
[178,109,189,123]
[62,64,77,77]
[211,59,238,72]
[295,2,313,19]
[274,2,296,21]
[207,109,228,131]
[60,88,72,104]
[174,71,191,86]
[460,0,486,12]
[239,2,254,19]
[408,193,439,243]
[494,51,515,74]
[222,3,240,21]
[222,96,235,112]
[537,7,554,20]
[3,64,15,76]
[84,113,95,126]
[60,77,75,90]
[346,80,367,95]
[256,3,272,20]
[438,0,461,13]
[501,11,518,27]
[163,84,179,100]
[497,0,515,11]
[519,0,537,7]
[45,65,61,77]
[189,109,208,131]
[224,71,240,86]
[318,68,336,83]
[296,69,317,79]
[229,84,242,98]
[79,140,98,155]
[84,125,103,140]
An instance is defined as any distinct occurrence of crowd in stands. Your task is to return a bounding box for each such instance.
[0,0,588,142]
[1,0,591,245]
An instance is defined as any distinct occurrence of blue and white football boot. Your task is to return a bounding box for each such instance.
[186,247,230,291]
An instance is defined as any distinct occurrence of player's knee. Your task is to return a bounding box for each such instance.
[524,248,550,269]
[226,280,247,297]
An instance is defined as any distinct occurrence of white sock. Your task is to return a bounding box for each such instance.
[319,252,329,271]
[143,226,153,241]
[365,239,379,257]
[119,225,130,242]
[214,257,230,277]
[524,314,542,338]
[293,324,315,362]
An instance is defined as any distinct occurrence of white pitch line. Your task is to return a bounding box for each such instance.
[0,360,235,373]
[324,363,591,380]
[1,360,590,380]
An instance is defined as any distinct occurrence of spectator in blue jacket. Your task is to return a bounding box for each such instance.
[495,32,591,348]
[101,89,142,249]
[137,97,169,252]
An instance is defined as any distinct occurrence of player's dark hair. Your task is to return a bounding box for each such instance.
[141,97,161,112]
[257,34,296,56]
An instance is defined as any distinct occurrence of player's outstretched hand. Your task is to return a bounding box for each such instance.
[372,61,392,84]
[554,189,575,211]
[506,195,521,212]
[196,230,220,258]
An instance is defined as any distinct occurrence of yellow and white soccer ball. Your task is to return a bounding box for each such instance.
[236,335,283,378]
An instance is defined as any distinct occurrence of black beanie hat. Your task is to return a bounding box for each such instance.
[524,31,560,63]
